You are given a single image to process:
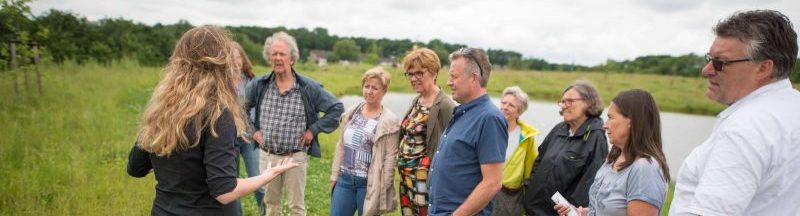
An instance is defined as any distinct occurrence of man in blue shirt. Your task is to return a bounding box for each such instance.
[428,47,507,216]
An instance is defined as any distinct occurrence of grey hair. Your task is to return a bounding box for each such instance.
[561,80,604,118]
[449,48,492,88]
[714,10,798,80]
[262,31,300,65]
[502,86,529,117]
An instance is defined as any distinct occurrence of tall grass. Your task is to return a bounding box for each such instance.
[4,61,792,215]
[0,60,158,215]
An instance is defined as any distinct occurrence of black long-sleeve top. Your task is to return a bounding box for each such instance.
[128,110,240,216]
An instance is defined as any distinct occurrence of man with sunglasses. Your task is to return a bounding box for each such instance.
[670,10,800,216]
[428,48,507,216]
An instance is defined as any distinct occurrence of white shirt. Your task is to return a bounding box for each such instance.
[669,79,800,216]
[505,126,522,160]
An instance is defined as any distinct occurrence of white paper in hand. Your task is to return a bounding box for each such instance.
[551,191,579,216]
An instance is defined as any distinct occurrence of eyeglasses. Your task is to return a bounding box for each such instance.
[558,98,583,107]
[456,48,485,78]
[403,71,425,79]
[705,53,751,72]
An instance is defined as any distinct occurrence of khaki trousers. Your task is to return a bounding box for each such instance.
[260,150,308,216]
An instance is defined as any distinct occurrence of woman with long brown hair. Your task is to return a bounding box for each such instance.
[230,41,266,214]
[555,89,669,216]
[127,26,297,215]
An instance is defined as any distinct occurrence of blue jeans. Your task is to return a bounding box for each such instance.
[237,138,265,214]
[330,173,368,216]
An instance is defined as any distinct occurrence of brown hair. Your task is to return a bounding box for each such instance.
[231,41,254,78]
[607,89,670,182]
[561,80,604,118]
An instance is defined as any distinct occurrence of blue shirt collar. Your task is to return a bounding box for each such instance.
[453,94,490,115]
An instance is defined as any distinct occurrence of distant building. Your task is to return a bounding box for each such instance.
[379,57,399,68]
[307,50,329,67]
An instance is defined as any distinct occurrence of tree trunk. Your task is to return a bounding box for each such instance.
[10,41,19,98]
[15,21,28,92]
[33,43,43,95]
[24,61,30,91]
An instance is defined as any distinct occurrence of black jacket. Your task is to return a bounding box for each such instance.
[523,117,608,216]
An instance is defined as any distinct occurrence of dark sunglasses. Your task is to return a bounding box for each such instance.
[705,53,751,71]
[457,48,485,78]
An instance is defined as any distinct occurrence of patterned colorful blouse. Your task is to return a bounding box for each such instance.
[398,101,433,216]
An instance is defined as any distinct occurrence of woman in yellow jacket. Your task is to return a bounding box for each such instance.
[493,86,539,216]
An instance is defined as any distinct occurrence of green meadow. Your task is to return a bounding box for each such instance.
[2,61,795,215]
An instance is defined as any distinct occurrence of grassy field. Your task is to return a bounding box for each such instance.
[1,61,794,215]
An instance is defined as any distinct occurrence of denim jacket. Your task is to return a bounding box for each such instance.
[245,68,344,157]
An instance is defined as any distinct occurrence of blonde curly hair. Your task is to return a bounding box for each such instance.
[136,26,249,156]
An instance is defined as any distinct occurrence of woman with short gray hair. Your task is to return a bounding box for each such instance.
[492,86,540,216]
[523,80,609,216]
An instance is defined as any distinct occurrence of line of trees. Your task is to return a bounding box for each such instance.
[3,0,799,83]
[595,54,707,76]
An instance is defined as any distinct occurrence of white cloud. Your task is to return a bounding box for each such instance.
[636,0,703,13]
[30,0,800,65]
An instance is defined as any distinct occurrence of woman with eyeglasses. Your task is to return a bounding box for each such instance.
[523,80,609,216]
[330,67,400,216]
[554,89,669,216]
[397,47,455,216]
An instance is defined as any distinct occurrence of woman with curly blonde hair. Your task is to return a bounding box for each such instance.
[127,26,297,215]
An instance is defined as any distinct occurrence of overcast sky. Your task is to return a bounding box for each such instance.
[30,0,800,65]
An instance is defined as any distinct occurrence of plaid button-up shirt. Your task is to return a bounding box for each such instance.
[258,80,306,154]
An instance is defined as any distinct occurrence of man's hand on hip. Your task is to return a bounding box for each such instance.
[299,129,313,147]
[253,130,264,145]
